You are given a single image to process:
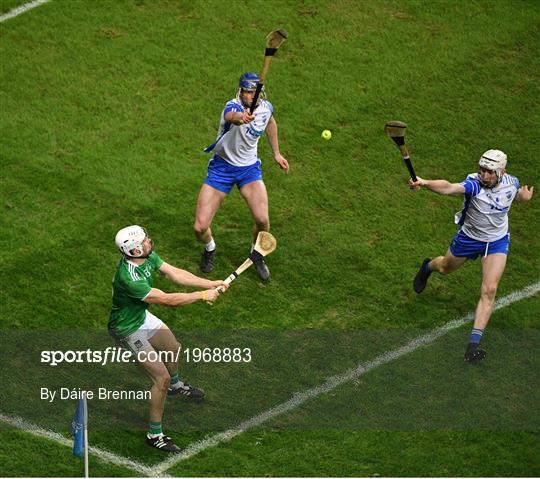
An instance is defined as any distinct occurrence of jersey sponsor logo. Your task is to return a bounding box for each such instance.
[246,126,264,139]
[487,193,509,212]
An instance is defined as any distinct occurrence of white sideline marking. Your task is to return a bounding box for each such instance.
[0,412,154,476]
[0,282,537,477]
[0,0,50,23]
[151,281,540,476]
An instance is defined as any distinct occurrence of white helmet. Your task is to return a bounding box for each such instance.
[478,149,507,183]
[115,225,147,258]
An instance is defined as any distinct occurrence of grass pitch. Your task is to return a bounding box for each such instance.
[1,0,539,476]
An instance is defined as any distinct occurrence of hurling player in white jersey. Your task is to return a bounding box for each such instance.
[409,150,533,363]
[194,72,289,281]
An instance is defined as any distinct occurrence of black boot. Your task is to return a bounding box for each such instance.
[200,249,215,273]
[464,342,487,363]
[413,258,432,293]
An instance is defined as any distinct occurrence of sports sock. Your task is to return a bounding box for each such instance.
[470,328,484,344]
[424,260,433,276]
[205,238,216,252]
[170,372,182,390]
[148,421,163,438]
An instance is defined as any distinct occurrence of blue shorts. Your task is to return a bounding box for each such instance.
[449,230,510,260]
[204,156,263,194]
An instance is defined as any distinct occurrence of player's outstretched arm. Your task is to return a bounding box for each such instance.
[144,287,220,307]
[409,176,465,196]
[516,185,534,202]
[265,117,289,172]
[159,262,227,290]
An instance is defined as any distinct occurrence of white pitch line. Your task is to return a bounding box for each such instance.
[0,412,154,476]
[151,281,540,476]
[0,0,50,23]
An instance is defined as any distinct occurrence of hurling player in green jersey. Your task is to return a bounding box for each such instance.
[110,225,227,453]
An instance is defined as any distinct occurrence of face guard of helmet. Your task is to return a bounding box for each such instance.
[478,149,507,187]
[115,225,153,259]
[237,72,265,108]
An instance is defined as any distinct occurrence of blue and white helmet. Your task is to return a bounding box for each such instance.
[237,72,265,106]
[239,72,260,91]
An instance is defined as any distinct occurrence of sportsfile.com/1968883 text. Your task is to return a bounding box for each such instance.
[183,347,252,363]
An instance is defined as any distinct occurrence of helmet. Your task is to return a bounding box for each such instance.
[478,149,507,183]
[115,225,148,258]
[479,149,507,171]
[239,72,260,91]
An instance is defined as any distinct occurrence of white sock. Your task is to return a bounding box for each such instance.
[205,238,216,252]
[147,432,164,439]
[170,375,182,390]
[170,380,184,391]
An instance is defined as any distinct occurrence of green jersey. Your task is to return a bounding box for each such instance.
[108,251,164,338]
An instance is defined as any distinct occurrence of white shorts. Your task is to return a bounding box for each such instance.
[117,310,164,354]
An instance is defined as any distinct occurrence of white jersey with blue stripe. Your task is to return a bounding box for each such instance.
[455,172,520,242]
[207,98,273,167]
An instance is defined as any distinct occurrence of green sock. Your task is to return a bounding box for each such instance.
[148,421,162,437]
[170,372,181,389]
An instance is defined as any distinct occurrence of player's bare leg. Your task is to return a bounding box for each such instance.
[240,180,270,239]
[194,184,227,273]
[430,250,468,274]
[149,324,204,399]
[474,253,507,329]
[136,346,180,452]
[414,249,467,293]
[465,253,507,363]
[138,353,169,424]
[240,180,270,281]
[148,325,181,374]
